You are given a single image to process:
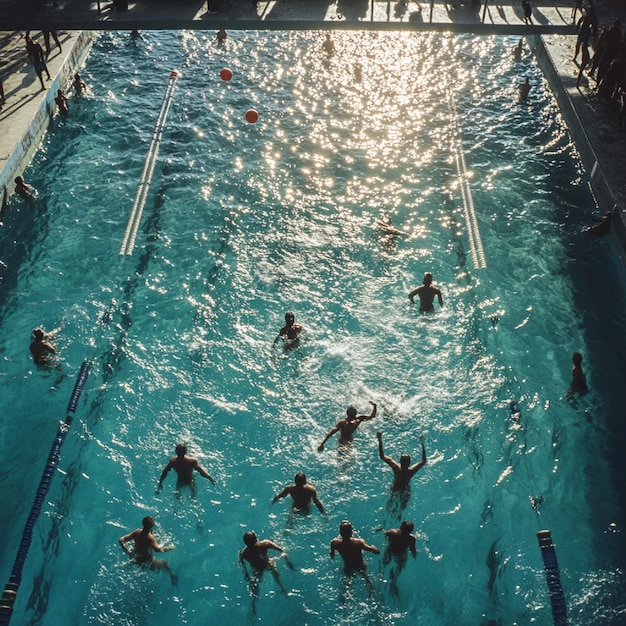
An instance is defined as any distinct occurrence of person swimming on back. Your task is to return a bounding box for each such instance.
[408,273,443,313]
[273,312,302,349]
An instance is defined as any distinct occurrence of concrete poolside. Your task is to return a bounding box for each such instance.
[0,0,625,253]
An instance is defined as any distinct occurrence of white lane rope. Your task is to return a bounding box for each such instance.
[119,70,179,256]
[447,92,487,270]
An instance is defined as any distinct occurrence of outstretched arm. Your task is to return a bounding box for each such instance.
[360,539,380,555]
[311,488,327,517]
[272,486,290,504]
[318,425,340,451]
[158,460,173,488]
[194,460,216,484]
[118,531,136,556]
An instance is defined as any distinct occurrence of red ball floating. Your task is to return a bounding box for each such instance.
[245,109,259,124]
[220,68,233,81]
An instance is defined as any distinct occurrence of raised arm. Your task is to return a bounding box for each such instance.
[360,401,377,422]
[376,431,396,469]
[410,437,427,472]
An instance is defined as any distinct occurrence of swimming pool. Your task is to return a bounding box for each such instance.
[1,29,626,625]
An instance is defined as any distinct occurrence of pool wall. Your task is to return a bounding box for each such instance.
[0,31,93,207]
[528,34,626,259]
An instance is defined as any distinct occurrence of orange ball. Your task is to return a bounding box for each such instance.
[220,68,233,81]
[245,109,259,124]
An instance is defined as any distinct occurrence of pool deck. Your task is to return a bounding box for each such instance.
[1,0,625,253]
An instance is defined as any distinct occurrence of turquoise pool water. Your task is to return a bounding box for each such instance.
[1,30,626,625]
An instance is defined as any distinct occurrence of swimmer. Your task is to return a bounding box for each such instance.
[376,215,407,237]
[239,531,292,611]
[14,176,35,201]
[569,351,588,394]
[29,327,57,365]
[330,520,379,572]
[72,73,87,94]
[584,211,612,236]
[408,272,443,313]
[273,311,302,349]
[377,431,426,491]
[272,472,327,517]
[216,29,227,43]
[158,443,215,495]
[318,401,377,451]
[322,33,335,55]
[378,521,417,596]
[518,76,531,100]
[118,516,177,585]
[513,39,524,60]
[54,89,68,116]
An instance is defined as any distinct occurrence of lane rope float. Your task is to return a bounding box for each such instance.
[447,92,487,270]
[0,361,91,626]
[119,70,179,256]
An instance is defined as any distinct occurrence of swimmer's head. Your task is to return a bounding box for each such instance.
[572,352,583,366]
[400,521,414,534]
[142,516,155,530]
[346,406,357,420]
[400,454,411,469]
[175,443,187,456]
[423,273,433,285]
[243,531,258,547]
[15,176,24,185]
[339,521,353,538]
[74,73,80,80]
[295,472,307,486]
[285,312,295,325]
[32,328,44,340]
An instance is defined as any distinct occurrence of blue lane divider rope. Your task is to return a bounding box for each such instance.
[0,361,91,626]
[537,529,568,626]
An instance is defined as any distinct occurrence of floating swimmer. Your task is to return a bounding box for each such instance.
[376,214,408,237]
